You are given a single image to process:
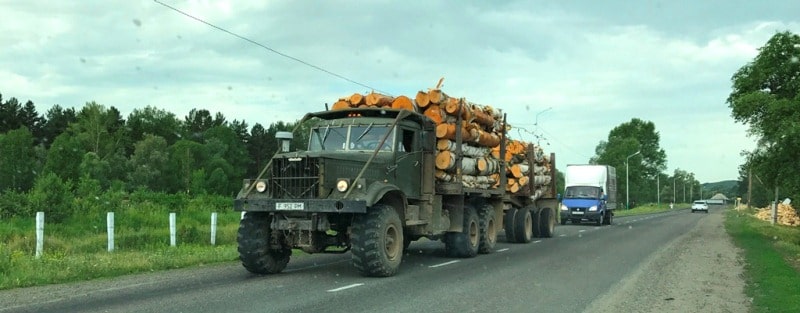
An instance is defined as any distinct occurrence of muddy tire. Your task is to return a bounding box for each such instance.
[513,207,534,243]
[237,212,291,274]
[351,204,404,277]
[539,208,555,238]
[596,212,604,226]
[445,205,480,258]
[604,211,613,225]
[504,208,518,243]
[478,206,497,254]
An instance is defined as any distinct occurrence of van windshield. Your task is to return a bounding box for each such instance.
[565,186,601,199]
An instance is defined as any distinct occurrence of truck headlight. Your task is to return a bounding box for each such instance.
[255,181,267,193]
[560,204,569,211]
[588,205,598,211]
[336,179,349,192]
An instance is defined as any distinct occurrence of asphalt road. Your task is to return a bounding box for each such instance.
[0,208,705,313]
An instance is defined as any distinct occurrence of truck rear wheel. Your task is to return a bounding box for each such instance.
[504,208,518,243]
[513,207,533,243]
[532,208,542,238]
[604,211,613,225]
[351,204,403,277]
[539,208,555,238]
[445,205,480,258]
[478,206,497,254]
[237,212,291,274]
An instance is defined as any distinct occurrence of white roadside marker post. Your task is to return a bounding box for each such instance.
[35,212,44,259]
[170,212,177,247]
[107,212,115,252]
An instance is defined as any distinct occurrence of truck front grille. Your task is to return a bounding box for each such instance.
[271,157,320,199]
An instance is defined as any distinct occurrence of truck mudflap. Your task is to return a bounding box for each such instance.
[234,198,367,213]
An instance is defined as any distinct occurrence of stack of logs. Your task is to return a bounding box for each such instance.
[330,87,552,196]
[754,203,800,226]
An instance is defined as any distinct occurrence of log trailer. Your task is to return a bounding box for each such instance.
[233,87,557,277]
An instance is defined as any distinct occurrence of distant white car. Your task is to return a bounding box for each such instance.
[691,200,709,213]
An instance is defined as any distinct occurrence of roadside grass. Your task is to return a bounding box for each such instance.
[0,244,239,290]
[725,210,800,313]
[613,203,685,217]
[0,193,248,290]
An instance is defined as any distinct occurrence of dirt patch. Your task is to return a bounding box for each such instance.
[585,211,750,313]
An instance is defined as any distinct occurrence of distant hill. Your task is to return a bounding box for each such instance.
[702,180,739,197]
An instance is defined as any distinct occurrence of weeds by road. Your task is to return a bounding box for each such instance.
[725,209,800,312]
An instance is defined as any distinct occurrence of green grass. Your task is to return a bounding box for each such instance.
[0,192,249,290]
[613,203,684,217]
[0,244,239,289]
[725,210,800,313]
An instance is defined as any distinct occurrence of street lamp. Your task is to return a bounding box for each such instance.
[626,150,641,210]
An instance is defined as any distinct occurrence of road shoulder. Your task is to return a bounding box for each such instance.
[584,210,749,313]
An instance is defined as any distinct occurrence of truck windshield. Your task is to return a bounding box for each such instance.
[565,186,601,199]
[308,125,394,152]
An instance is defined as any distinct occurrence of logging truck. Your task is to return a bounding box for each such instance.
[233,88,558,277]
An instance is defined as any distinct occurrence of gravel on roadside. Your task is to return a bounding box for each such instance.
[584,210,750,313]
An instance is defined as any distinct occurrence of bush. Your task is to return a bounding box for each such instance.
[0,190,30,218]
[28,173,74,223]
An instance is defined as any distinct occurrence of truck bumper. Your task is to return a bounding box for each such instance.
[560,211,603,222]
[234,198,367,214]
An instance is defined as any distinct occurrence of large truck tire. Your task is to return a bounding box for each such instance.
[237,212,291,274]
[532,208,542,238]
[513,207,533,243]
[504,208,518,243]
[351,204,404,277]
[604,211,613,225]
[595,212,604,226]
[478,206,497,254]
[445,205,480,258]
[539,208,555,238]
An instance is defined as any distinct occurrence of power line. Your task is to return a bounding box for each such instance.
[154,0,390,95]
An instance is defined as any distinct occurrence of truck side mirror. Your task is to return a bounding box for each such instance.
[602,195,608,201]
[557,193,562,201]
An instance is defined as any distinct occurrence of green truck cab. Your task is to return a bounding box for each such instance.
[234,106,557,277]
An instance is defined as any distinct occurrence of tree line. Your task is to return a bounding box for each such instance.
[0,95,311,219]
[728,31,800,207]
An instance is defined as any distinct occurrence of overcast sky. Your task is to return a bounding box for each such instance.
[3,1,799,183]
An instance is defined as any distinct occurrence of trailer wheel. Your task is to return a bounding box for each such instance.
[532,208,542,238]
[513,207,534,243]
[237,212,291,274]
[539,208,555,238]
[560,216,567,225]
[445,205,480,258]
[504,208,518,243]
[478,206,497,254]
[351,204,403,277]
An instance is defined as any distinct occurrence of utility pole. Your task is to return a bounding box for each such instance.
[747,167,752,209]
[673,177,676,204]
[657,175,660,206]
[690,184,693,202]
[772,186,779,225]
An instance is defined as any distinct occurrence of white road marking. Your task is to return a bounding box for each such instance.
[429,260,461,268]
[497,248,510,252]
[559,234,567,237]
[578,230,586,233]
[327,283,364,292]
[533,240,542,243]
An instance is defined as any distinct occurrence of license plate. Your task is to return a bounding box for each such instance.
[276,202,304,211]
[572,211,584,215]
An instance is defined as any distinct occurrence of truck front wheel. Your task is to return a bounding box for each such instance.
[237,212,291,274]
[351,204,403,277]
